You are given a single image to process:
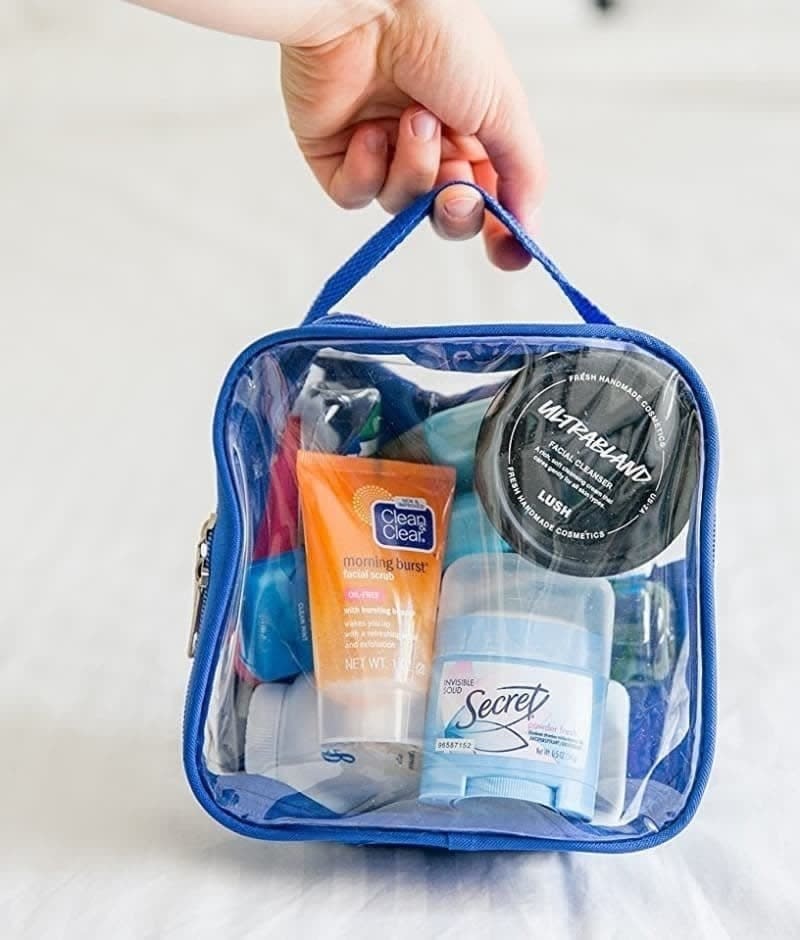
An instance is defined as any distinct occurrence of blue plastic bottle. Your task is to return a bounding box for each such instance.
[444,491,511,569]
[422,398,490,490]
[420,554,614,820]
[239,548,313,682]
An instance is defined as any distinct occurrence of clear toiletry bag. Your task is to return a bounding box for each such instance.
[183,183,718,853]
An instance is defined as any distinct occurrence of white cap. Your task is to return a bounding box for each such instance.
[245,683,289,776]
[245,680,319,776]
[318,680,427,749]
[245,678,421,815]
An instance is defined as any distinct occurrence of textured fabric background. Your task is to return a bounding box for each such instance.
[1,1,798,936]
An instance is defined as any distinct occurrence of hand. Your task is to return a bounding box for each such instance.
[281,0,545,270]
[130,0,545,269]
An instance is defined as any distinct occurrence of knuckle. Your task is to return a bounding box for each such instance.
[403,166,438,193]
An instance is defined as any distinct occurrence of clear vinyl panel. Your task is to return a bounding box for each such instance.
[201,335,706,843]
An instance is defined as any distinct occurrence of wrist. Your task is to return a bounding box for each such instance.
[279,0,398,47]
[127,0,397,46]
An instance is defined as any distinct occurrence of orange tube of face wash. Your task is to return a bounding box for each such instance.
[296,452,456,751]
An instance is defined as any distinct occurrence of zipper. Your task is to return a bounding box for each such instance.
[188,513,217,659]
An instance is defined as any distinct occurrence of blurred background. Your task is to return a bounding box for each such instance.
[1,1,798,937]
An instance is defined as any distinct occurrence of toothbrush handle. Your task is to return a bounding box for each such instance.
[304,180,614,327]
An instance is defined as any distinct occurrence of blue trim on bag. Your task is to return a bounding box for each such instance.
[182,185,718,853]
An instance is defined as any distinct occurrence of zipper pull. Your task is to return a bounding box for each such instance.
[188,513,217,658]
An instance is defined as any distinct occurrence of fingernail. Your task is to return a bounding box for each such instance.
[443,196,481,220]
[411,110,439,142]
[365,129,387,155]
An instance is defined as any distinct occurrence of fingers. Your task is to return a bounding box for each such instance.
[432,164,484,241]
[380,88,541,267]
[378,107,442,214]
[306,107,443,215]
[323,124,390,210]
[305,90,542,275]
[474,160,533,271]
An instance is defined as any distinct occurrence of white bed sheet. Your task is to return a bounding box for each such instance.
[1,2,798,937]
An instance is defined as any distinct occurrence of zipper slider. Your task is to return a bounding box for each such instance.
[188,513,217,659]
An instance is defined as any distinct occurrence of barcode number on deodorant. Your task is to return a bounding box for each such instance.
[435,738,475,754]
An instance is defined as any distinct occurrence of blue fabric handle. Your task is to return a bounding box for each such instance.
[304,181,614,327]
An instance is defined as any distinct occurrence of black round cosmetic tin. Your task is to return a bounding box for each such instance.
[474,346,702,577]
